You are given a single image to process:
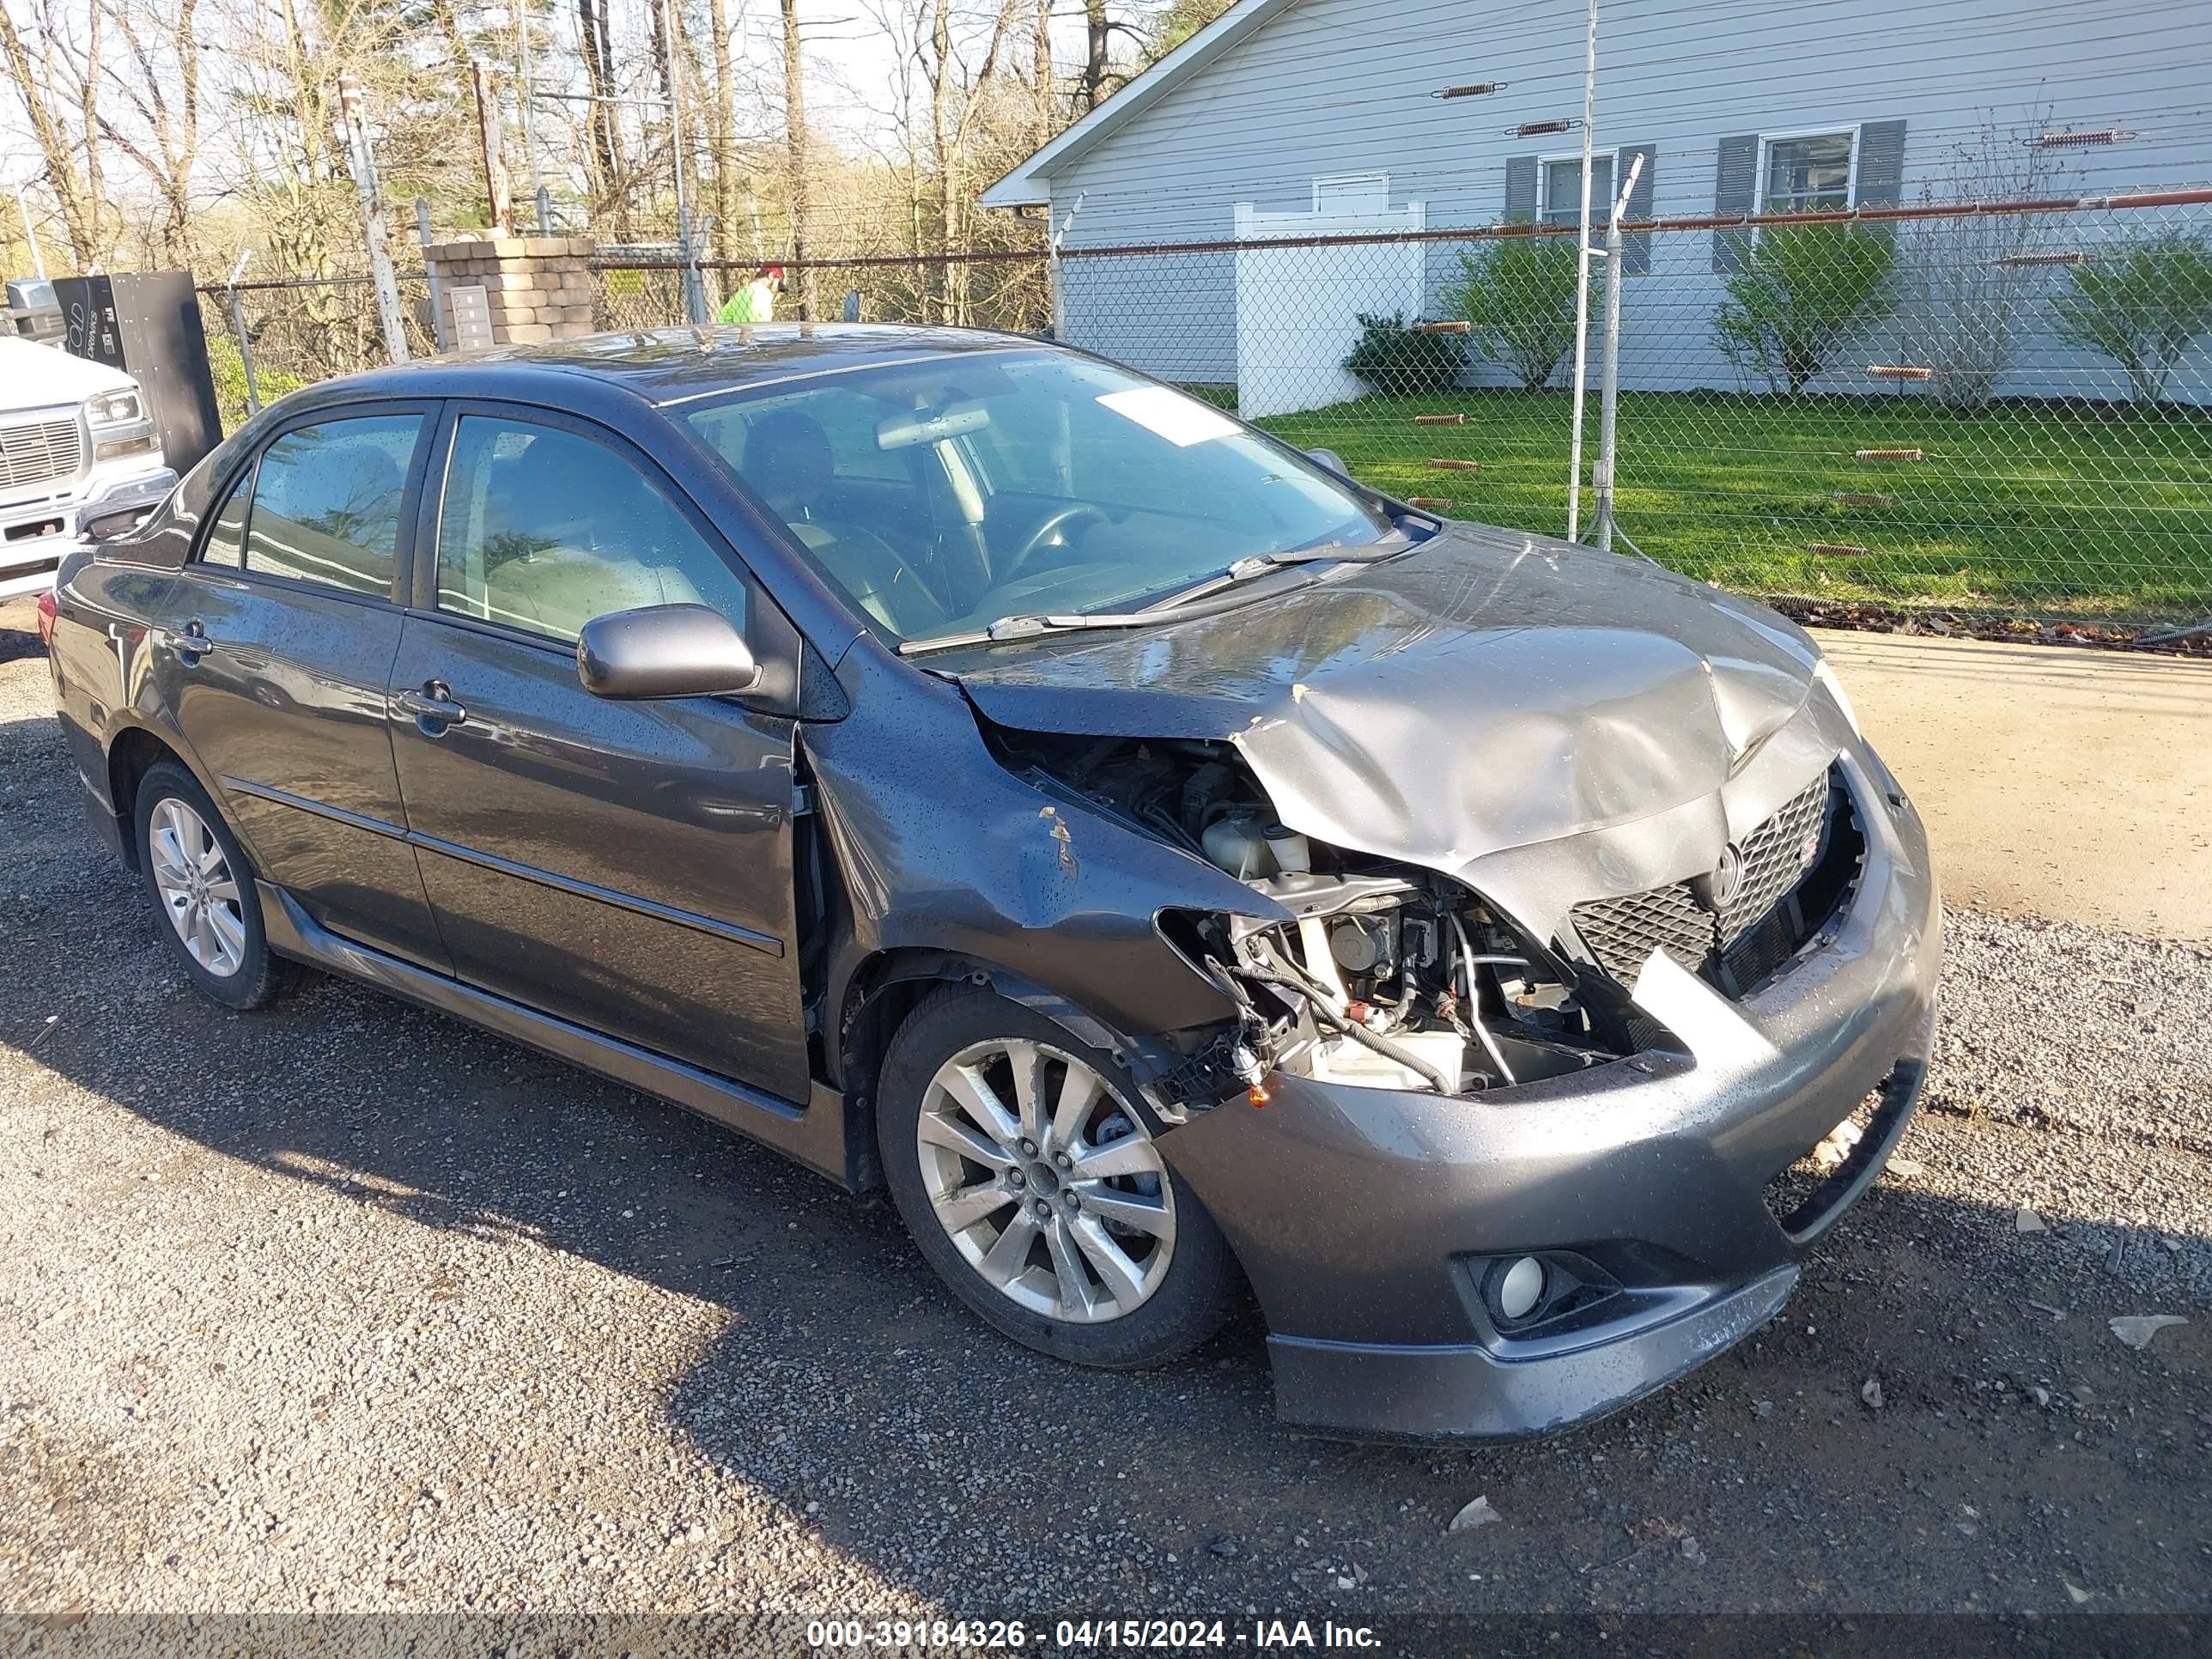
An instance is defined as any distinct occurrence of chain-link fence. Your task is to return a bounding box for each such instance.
[591,251,1051,337]
[191,191,2209,628]
[198,274,438,432]
[1044,191,2212,628]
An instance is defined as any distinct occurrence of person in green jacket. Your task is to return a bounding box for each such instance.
[717,264,786,324]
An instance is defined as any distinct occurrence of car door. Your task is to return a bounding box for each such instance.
[385,402,811,1100]
[165,404,453,972]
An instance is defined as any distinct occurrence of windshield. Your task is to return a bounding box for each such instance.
[680,348,1392,643]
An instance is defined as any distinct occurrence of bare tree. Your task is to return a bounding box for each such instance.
[1029,0,1054,134]
[97,0,204,266]
[704,0,739,261]
[1,0,114,270]
[927,0,1019,319]
[575,0,628,228]
[1073,0,1145,111]
[779,0,817,314]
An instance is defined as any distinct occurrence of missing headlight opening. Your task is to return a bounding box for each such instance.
[987,727,1635,1097]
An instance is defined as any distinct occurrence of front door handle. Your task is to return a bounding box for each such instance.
[393,682,468,732]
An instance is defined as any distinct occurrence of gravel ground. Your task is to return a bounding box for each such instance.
[1,600,2208,1631]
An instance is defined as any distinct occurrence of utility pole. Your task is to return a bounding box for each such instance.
[14,185,46,280]
[1593,151,1644,555]
[1048,191,1085,341]
[416,198,451,352]
[472,60,517,236]
[1564,0,1598,541]
[337,76,411,366]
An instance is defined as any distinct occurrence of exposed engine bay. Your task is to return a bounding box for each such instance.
[985,728,1638,1097]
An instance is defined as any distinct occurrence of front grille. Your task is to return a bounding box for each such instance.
[0,417,84,492]
[1715,773,1832,947]
[1569,881,1717,981]
[1567,768,1858,998]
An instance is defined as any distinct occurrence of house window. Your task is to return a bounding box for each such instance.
[1762,130,1855,213]
[1540,154,1614,227]
[1313,172,1388,215]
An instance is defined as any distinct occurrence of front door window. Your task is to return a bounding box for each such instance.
[434,415,752,642]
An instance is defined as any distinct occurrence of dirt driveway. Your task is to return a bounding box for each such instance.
[2,599,2207,1637]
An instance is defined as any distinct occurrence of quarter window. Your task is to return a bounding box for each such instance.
[1763,131,1855,213]
[434,415,750,645]
[198,471,252,568]
[243,416,422,596]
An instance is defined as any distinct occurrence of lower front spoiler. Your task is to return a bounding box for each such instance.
[1270,1266,1799,1443]
[1200,1023,1936,1444]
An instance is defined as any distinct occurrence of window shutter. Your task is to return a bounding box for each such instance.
[1855,118,1907,208]
[1619,142,1657,276]
[1504,155,1538,225]
[1712,133,1758,273]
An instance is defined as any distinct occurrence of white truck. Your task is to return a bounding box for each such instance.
[2,307,180,603]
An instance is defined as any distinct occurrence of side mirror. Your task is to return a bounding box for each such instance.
[1305,447,1350,478]
[82,504,156,541]
[575,603,762,700]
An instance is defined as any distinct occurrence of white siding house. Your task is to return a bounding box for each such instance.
[982,0,2212,406]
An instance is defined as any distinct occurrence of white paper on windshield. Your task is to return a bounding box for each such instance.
[1095,385,1240,447]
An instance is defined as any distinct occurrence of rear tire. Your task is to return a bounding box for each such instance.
[133,759,289,1011]
[878,986,1235,1369]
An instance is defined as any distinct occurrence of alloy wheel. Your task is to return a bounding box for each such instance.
[148,797,247,978]
[915,1038,1176,1323]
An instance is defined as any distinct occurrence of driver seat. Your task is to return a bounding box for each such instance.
[741,410,951,636]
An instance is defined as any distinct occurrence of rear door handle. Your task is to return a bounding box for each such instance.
[393,683,468,732]
[173,618,222,662]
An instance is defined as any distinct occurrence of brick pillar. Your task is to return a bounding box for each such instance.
[421,235,599,349]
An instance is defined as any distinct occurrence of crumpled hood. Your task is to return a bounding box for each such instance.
[937,524,1825,871]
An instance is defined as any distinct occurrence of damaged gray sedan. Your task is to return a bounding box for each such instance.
[46,326,1938,1441]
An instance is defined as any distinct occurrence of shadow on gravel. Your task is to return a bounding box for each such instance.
[0,619,46,665]
[3,646,2208,1614]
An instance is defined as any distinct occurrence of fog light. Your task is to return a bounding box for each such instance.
[1496,1255,1546,1322]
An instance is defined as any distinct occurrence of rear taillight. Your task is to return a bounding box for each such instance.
[34,587,59,647]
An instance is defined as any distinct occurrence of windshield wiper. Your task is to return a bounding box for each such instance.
[898,611,1153,655]
[896,539,1406,657]
[1139,538,1403,612]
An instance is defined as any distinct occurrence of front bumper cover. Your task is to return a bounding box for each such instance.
[0,464,177,600]
[1158,744,1942,1441]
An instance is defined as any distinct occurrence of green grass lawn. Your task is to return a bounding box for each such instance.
[1243,389,2212,621]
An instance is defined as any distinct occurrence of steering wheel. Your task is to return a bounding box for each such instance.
[1000,503,1110,583]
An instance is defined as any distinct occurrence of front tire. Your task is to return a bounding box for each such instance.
[878,987,1236,1370]
[134,759,289,1010]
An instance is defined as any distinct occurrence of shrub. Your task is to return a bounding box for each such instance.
[1448,237,1589,391]
[1713,223,1896,395]
[1340,311,1466,396]
[207,332,305,434]
[2051,229,2212,406]
[1897,103,2081,413]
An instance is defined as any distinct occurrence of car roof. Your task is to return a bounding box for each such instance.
[307,324,1048,412]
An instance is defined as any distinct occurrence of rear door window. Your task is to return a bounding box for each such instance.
[241,415,422,597]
